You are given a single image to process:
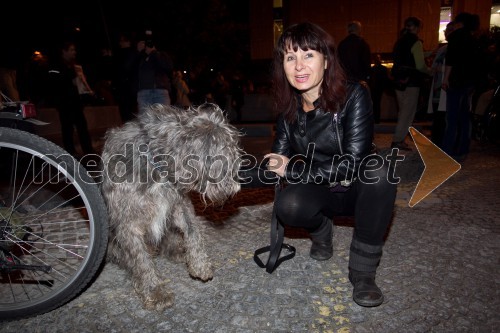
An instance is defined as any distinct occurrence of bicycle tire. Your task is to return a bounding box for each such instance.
[0,127,109,321]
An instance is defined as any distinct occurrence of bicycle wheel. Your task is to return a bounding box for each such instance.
[0,127,108,321]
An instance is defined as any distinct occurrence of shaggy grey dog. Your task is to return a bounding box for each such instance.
[101,103,242,311]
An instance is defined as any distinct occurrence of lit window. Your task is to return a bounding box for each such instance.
[439,7,452,43]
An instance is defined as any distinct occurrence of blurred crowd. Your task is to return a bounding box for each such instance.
[0,30,256,125]
[1,17,499,139]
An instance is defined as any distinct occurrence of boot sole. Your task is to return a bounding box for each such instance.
[353,295,384,307]
[309,253,333,261]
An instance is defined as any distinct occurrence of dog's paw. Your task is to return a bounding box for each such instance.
[188,264,213,282]
[140,284,175,311]
[196,270,214,282]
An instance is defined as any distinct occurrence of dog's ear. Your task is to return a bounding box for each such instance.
[194,103,229,124]
[196,103,221,114]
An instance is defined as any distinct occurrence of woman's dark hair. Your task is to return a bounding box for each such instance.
[402,16,422,36]
[271,22,346,123]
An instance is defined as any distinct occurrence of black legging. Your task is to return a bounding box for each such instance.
[274,164,397,245]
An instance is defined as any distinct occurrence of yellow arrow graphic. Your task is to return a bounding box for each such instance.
[408,127,461,207]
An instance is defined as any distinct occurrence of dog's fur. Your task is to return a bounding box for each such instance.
[101,103,242,311]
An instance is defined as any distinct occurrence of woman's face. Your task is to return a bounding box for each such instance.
[283,45,327,98]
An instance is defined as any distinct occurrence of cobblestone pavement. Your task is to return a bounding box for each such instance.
[2,130,499,333]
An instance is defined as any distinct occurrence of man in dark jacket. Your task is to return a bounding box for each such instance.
[390,17,431,150]
[136,30,174,114]
[442,12,480,161]
[337,21,372,83]
[47,41,94,156]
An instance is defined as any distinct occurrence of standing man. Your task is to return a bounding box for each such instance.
[337,21,372,83]
[428,22,455,146]
[390,17,431,150]
[442,13,480,162]
[47,41,94,157]
[136,30,174,114]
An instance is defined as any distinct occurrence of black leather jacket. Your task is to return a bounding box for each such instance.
[271,81,374,185]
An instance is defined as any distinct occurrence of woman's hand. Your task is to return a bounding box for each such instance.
[263,153,289,177]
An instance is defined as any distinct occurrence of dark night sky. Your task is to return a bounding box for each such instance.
[3,0,251,73]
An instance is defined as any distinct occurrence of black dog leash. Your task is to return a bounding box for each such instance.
[253,180,296,273]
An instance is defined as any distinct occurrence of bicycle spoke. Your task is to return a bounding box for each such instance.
[0,127,108,321]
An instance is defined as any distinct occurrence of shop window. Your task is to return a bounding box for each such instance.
[492,4,500,28]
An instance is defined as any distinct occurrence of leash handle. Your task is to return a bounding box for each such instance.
[254,181,296,273]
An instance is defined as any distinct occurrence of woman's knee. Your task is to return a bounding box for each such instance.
[274,185,326,227]
[357,161,397,193]
[275,194,304,225]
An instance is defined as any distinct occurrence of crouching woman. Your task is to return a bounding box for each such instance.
[264,22,397,307]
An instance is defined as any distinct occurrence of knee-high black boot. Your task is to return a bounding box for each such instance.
[309,217,333,261]
[348,237,384,307]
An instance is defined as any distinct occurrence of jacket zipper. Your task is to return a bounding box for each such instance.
[333,113,343,155]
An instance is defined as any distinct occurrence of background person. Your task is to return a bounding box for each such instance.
[172,70,192,109]
[442,12,481,161]
[47,41,94,156]
[390,16,431,150]
[427,22,454,146]
[263,22,397,308]
[337,20,372,83]
[136,30,174,114]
